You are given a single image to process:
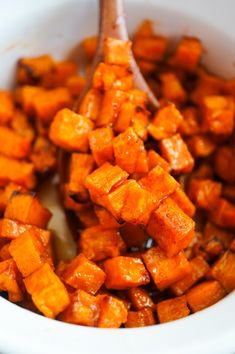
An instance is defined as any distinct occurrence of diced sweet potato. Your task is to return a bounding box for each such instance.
[187,134,216,158]
[136,59,157,75]
[89,127,114,166]
[92,63,133,91]
[10,109,35,142]
[203,222,234,249]
[127,287,154,310]
[96,89,127,126]
[133,36,167,62]
[82,36,97,60]
[125,308,156,327]
[148,103,183,140]
[0,155,35,189]
[147,149,170,172]
[104,256,150,289]
[120,223,147,248]
[186,280,226,313]
[24,263,70,318]
[104,38,131,66]
[78,226,126,262]
[156,296,190,323]
[29,136,57,174]
[17,55,54,85]
[0,259,23,302]
[187,179,222,210]
[79,88,102,121]
[142,246,191,291]
[160,73,187,105]
[211,251,235,292]
[0,91,14,125]
[113,127,148,174]
[171,256,210,295]
[5,192,52,229]
[209,198,235,229]
[215,145,235,183]
[179,107,200,137]
[170,37,203,71]
[97,294,128,328]
[0,126,31,159]
[147,198,195,257]
[49,108,94,152]
[76,205,99,228]
[85,162,128,204]
[15,86,44,115]
[230,239,235,252]
[0,243,11,261]
[171,187,196,217]
[59,289,99,326]
[66,75,86,97]
[0,183,25,211]
[42,60,77,88]
[222,184,235,202]
[94,206,120,228]
[160,134,194,174]
[62,253,105,294]
[191,163,214,180]
[201,96,234,136]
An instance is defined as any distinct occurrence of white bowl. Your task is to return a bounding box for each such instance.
[0,1,234,353]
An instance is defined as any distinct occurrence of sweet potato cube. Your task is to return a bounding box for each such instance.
[78,226,126,262]
[0,126,31,159]
[222,184,235,202]
[121,180,158,225]
[187,134,216,158]
[148,103,183,140]
[187,179,222,211]
[97,294,128,328]
[60,289,99,326]
[66,75,86,97]
[186,280,226,313]
[125,308,156,327]
[62,254,105,294]
[160,73,186,105]
[76,205,99,228]
[171,37,203,71]
[29,136,57,174]
[211,251,235,292]
[92,63,133,91]
[0,91,14,125]
[120,223,147,248]
[0,183,25,211]
[11,108,35,141]
[156,296,190,323]
[79,88,102,122]
[201,96,234,136]
[85,162,128,204]
[133,36,167,62]
[67,153,95,202]
[24,263,70,318]
[215,145,235,183]
[191,71,223,105]
[0,155,35,189]
[89,127,114,166]
[94,206,120,228]
[127,287,154,310]
[0,243,11,261]
[104,256,150,290]
[147,198,195,257]
[179,107,200,136]
[82,36,97,60]
[171,187,196,217]
[15,86,43,115]
[42,60,76,88]
[104,38,131,66]
[5,192,52,228]
[171,256,210,295]
[49,108,93,152]
[0,259,23,302]
[203,222,234,249]
[113,101,136,133]
[209,198,235,229]
[142,247,191,291]
[147,149,170,172]
[17,54,54,85]
[96,89,127,126]
[140,165,179,203]
[160,134,194,174]
[113,127,148,174]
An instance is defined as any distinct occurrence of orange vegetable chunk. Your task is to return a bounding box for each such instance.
[179,107,200,137]
[94,206,120,228]
[24,263,70,319]
[0,126,31,159]
[49,108,93,152]
[127,287,154,310]
[79,88,102,121]
[104,38,131,66]
[147,149,170,172]
[142,246,191,291]
[97,294,128,328]
[147,198,195,257]
[120,223,147,248]
[82,36,97,60]
[133,36,167,62]
[125,308,156,327]
[92,63,133,91]
[156,296,190,323]
[211,251,235,292]
[89,127,114,166]
[104,256,150,289]
[0,91,14,124]
[96,89,127,126]
[0,259,23,302]
[160,72,186,105]
[171,37,203,71]
[0,183,25,211]
[186,280,226,313]
[171,187,196,217]
[209,198,235,229]
[62,253,105,294]
[187,179,222,210]
[16,55,54,85]
[215,145,235,183]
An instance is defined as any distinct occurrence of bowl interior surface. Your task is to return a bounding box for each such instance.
[0,1,234,354]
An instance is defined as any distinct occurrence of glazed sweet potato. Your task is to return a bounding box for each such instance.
[211,251,235,292]
[0,258,23,302]
[187,134,216,158]
[0,91,14,125]
[170,37,203,71]
[104,38,131,66]
[79,88,103,121]
[125,308,156,327]
[156,296,190,323]
[0,126,31,159]
[89,127,114,166]
[127,287,154,310]
[97,294,128,328]
[187,179,222,210]
[147,149,171,172]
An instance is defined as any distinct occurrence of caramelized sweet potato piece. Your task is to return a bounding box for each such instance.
[17,55,54,85]
[92,63,133,91]
[82,36,97,60]
[179,107,200,137]
[59,289,99,326]
[0,259,23,302]
[222,184,235,202]
[191,163,214,180]
[230,239,235,252]
[156,296,190,323]
[104,256,150,289]
[0,126,31,159]
[160,134,194,174]
[201,96,234,136]
[147,149,170,172]
[89,127,114,166]
[97,294,128,328]
[78,226,126,261]
[30,136,57,173]
[0,243,11,261]
[5,192,51,228]
[42,60,77,88]
[62,253,105,294]
[211,251,235,292]
[148,103,183,140]
[133,36,167,62]
[170,37,203,71]
[0,91,14,125]
[142,246,191,291]
[0,155,35,189]
[66,75,86,97]
[104,38,131,66]
[187,134,216,158]
[187,179,222,211]
[204,222,234,249]
[186,280,226,313]
[76,205,99,228]
[24,263,70,318]
[0,183,25,211]
[15,86,44,115]
[127,287,154,310]
[10,109,35,142]
[171,256,210,296]
[79,88,102,121]
[160,73,187,105]
[94,206,120,228]
[120,223,147,248]
[171,187,196,217]
[215,145,235,183]
[209,198,235,229]
[147,198,195,257]
[49,108,94,152]
[125,308,156,327]
[96,89,127,126]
